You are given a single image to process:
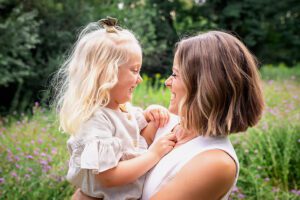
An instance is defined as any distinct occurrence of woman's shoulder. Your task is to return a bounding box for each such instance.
[179,149,236,197]
[190,149,237,177]
[151,149,236,199]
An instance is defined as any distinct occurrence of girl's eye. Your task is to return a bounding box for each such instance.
[171,73,177,77]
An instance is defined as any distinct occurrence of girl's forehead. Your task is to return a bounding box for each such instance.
[119,51,142,68]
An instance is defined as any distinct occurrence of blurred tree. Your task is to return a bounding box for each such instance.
[194,0,300,65]
[0,0,92,113]
[0,0,299,114]
[0,0,41,113]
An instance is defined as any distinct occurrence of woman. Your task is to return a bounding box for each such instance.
[72,30,264,199]
[142,31,264,199]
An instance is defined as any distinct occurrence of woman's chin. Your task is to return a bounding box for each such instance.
[168,104,178,115]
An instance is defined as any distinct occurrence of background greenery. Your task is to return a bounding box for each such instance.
[1,0,300,199]
[1,67,300,199]
[0,0,299,114]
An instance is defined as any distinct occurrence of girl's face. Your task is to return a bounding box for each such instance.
[108,43,142,109]
[165,54,186,114]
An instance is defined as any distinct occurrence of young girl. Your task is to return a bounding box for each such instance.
[54,17,176,199]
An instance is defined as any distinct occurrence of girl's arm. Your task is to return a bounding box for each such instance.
[95,133,176,188]
[141,121,158,145]
[151,150,237,200]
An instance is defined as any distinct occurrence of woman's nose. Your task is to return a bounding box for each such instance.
[137,74,143,83]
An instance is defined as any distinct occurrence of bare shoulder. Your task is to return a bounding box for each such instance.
[186,149,237,181]
[179,149,236,199]
[152,149,237,200]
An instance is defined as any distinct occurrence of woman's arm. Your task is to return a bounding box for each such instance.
[96,133,176,188]
[151,149,237,200]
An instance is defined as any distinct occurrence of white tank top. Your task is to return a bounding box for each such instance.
[142,114,239,200]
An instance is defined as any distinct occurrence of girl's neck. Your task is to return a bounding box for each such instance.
[106,101,120,110]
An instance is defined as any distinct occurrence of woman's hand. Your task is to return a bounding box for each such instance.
[148,133,177,159]
[144,105,170,128]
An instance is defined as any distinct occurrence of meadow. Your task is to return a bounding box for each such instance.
[0,66,299,200]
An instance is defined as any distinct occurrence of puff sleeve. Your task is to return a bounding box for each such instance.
[69,111,124,174]
[130,105,148,131]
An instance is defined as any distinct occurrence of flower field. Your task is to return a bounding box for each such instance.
[0,66,299,200]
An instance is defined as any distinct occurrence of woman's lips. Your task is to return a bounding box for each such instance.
[171,93,176,101]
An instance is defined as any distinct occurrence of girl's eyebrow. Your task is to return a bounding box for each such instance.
[173,67,179,72]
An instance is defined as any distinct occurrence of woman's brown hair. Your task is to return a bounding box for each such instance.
[176,31,264,136]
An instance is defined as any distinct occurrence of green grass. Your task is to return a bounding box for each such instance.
[0,66,300,199]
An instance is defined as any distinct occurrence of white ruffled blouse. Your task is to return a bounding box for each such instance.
[66,104,148,199]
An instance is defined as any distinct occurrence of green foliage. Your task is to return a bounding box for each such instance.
[1,71,300,199]
[0,3,40,86]
[0,105,73,199]
[195,0,300,66]
[260,64,300,82]
[0,0,300,114]
[0,0,92,113]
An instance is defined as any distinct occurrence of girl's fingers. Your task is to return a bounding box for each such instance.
[149,112,155,122]
[165,133,177,141]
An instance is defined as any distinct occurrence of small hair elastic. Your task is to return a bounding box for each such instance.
[99,16,122,33]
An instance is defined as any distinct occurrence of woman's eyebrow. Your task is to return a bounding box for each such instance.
[130,64,141,68]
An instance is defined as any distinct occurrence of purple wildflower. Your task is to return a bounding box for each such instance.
[232,186,239,193]
[290,189,300,196]
[26,155,33,159]
[34,150,39,156]
[0,178,4,184]
[268,80,274,84]
[40,152,47,157]
[264,177,270,182]
[40,160,48,165]
[24,174,30,179]
[7,155,13,162]
[51,148,57,155]
[15,155,20,161]
[11,172,17,177]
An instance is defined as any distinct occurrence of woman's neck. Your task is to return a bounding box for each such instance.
[173,125,198,148]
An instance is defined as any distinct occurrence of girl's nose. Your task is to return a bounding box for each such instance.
[165,76,172,88]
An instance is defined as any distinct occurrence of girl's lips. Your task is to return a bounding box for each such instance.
[129,86,135,93]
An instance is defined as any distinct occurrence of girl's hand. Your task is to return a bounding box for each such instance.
[144,105,170,128]
[148,133,177,159]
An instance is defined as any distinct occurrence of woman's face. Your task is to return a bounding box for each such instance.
[108,43,142,109]
[165,55,186,114]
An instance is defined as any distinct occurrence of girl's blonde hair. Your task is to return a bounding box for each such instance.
[53,21,141,135]
[176,31,264,136]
